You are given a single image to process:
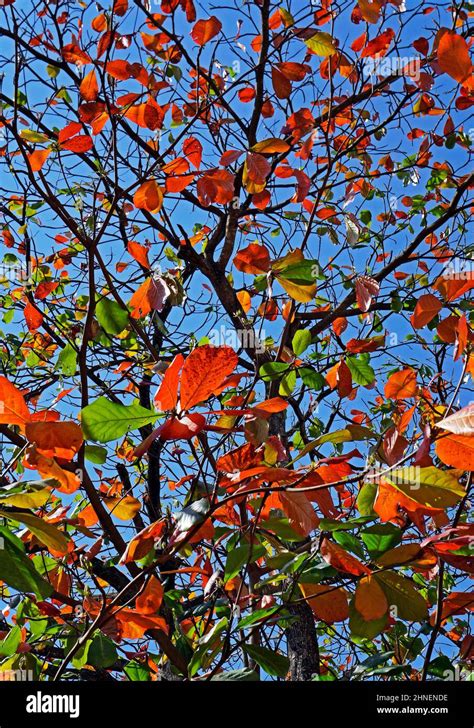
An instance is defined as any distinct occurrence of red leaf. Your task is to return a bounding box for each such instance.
[24,300,43,331]
[154,354,184,411]
[360,28,395,59]
[190,16,222,46]
[179,345,238,411]
[321,538,371,576]
[127,241,150,269]
[60,135,93,153]
[234,243,271,274]
[183,136,202,169]
[196,169,235,206]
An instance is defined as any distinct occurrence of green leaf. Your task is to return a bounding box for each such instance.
[244,644,289,678]
[299,368,324,390]
[211,668,259,681]
[56,342,77,376]
[5,511,69,553]
[259,362,289,381]
[385,466,464,509]
[0,526,53,598]
[224,542,265,582]
[87,631,118,668]
[374,571,428,621]
[81,397,158,443]
[292,329,312,355]
[292,425,374,462]
[347,356,375,386]
[85,445,107,464]
[236,606,281,630]
[361,524,402,559]
[96,297,129,336]
[279,369,296,396]
[357,482,377,516]
[0,626,22,657]
[124,660,151,681]
[334,531,366,559]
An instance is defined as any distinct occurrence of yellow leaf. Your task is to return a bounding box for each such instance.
[6,511,69,554]
[104,495,141,520]
[251,138,290,154]
[305,32,337,57]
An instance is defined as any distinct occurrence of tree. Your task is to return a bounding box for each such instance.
[0,0,472,682]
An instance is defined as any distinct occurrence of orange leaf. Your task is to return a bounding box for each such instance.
[300,583,349,623]
[354,575,388,620]
[129,277,169,319]
[183,136,202,169]
[115,609,168,639]
[0,376,31,426]
[410,293,442,328]
[62,43,92,66]
[433,275,474,302]
[25,421,83,460]
[384,368,417,400]
[133,180,164,213]
[120,520,166,564]
[127,241,150,269]
[234,243,271,274]
[180,345,238,410]
[436,434,474,471]
[437,31,472,83]
[24,300,43,331]
[79,69,99,101]
[154,354,184,411]
[135,575,164,615]
[273,491,319,537]
[190,16,222,46]
[360,28,395,59]
[237,290,252,313]
[321,538,371,576]
[24,446,81,493]
[60,136,93,153]
[28,149,51,172]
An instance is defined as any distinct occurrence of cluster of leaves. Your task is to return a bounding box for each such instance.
[0,0,472,682]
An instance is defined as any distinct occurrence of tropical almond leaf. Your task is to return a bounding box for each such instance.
[81,397,158,442]
[384,466,464,509]
[5,511,69,554]
[435,434,474,471]
[179,345,238,411]
[436,404,474,435]
[300,582,349,623]
[374,570,428,621]
[0,376,31,426]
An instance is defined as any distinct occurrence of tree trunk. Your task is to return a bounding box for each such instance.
[267,410,320,681]
[286,601,320,681]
